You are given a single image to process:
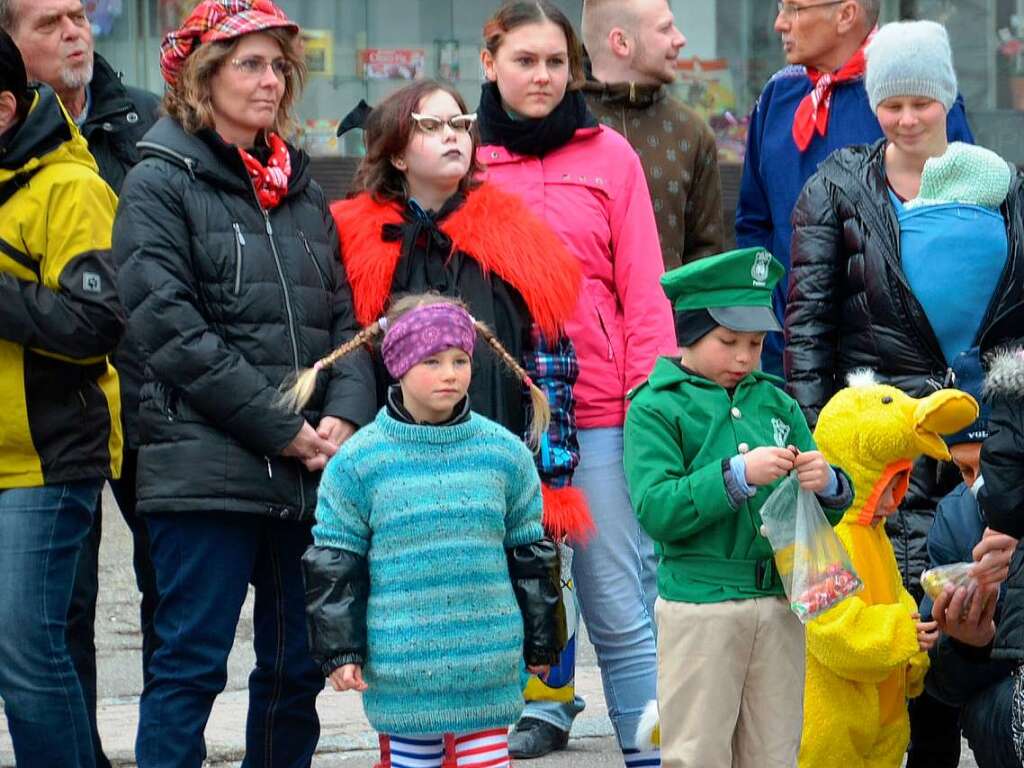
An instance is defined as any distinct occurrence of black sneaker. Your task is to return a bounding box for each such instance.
[508,717,570,759]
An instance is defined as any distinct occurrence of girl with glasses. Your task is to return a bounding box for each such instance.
[329,79,590,553]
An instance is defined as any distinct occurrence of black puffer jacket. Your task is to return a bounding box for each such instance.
[82,55,161,196]
[786,140,1024,598]
[84,55,161,448]
[113,117,375,521]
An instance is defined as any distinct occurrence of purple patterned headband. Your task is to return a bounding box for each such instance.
[380,303,477,379]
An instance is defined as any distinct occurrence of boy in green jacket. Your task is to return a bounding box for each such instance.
[623,247,853,768]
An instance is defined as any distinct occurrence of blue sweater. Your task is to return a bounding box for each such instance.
[735,65,974,377]
[312,408,544,735]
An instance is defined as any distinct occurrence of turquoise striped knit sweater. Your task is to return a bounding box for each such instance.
[312,408,544,734]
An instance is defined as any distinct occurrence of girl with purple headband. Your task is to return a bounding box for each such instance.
[295,294,566,768]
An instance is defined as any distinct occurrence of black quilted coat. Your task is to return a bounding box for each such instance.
[785,139,1024,598]
[113,117,375,521]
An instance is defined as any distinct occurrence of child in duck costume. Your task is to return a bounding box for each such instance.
[799,373,979,768]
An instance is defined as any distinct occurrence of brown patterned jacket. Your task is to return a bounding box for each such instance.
[583,80,723,269]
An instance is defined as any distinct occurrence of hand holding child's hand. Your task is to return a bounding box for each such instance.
[912,612,940,652]
[743,447,796,486]
[792,449,832,494]
[328,663,368,692]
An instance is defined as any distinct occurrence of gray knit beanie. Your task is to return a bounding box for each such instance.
[865,21,957,112]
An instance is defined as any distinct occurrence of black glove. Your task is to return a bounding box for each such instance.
[507,537,567,666]
[302,544,369,676]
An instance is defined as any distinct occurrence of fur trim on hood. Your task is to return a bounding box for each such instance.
[985,347,1024,398]
[330,182,581,338]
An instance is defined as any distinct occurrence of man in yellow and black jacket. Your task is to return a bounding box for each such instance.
[0,29,123,767]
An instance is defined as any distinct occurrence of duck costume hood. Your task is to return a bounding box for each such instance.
[814,371,978,527]
[797,371,977,768]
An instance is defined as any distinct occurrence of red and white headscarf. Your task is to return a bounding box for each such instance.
[160,0,298,87]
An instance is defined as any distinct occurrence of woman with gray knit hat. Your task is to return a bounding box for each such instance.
[785,18,1024,768]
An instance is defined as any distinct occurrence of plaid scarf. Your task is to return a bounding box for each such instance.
[792,31,875,152]
[238,132,291,209]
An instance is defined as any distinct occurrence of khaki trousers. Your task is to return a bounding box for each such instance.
[655,596,805,768]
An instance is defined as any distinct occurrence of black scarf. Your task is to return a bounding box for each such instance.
[477,81,596,157]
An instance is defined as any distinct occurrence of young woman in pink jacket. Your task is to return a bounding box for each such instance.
[477,3,674,765]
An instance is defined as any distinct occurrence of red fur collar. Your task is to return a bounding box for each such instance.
[330,183,580,337]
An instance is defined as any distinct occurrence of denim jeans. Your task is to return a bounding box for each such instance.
[0,480,102,768]
[67,449,159,768]
[523,427,659,750]
[136,511,323,768]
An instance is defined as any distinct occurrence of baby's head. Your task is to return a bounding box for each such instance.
[663,247,784,388]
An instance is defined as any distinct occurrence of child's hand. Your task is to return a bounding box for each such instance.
[792,450,831,493]
[328,663,368,692]
[915,617,940,652]
[527,664,550,681]
[743,447,796,486]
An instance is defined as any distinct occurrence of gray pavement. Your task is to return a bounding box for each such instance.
[1,487,979,767]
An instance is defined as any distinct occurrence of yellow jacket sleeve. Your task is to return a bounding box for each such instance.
[806,594,922,684]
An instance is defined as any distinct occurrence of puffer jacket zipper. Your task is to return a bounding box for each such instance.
[298,229,327,290]
[232,223,245,295]
[261,208,306,517]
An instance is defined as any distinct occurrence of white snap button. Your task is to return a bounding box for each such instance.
[738,442,750,454]
[731,407,741,419]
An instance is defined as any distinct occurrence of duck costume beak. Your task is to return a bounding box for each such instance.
[910,389,979,461]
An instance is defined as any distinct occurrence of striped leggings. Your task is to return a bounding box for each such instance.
[376,728,510,768]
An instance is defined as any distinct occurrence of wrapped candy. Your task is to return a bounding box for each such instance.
[760,475,863,623]
[921,562,974,600]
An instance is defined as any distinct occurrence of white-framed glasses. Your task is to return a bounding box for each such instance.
[230,56,293,79]
[410,112,478,134]
[776,0,845,18]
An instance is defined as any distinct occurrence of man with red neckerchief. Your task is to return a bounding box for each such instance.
[738,3,972,766]
[735,0,972,382]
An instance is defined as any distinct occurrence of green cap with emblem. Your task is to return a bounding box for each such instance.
[660,246,784,337]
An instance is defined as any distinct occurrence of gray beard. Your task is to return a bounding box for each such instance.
[60,60,94,91]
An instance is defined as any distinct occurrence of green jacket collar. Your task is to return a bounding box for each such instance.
[645,356,783,393]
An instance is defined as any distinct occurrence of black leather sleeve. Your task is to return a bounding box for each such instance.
[507,537,567,666]
[301,544,369,676]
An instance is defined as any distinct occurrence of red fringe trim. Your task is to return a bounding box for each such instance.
[331,183,581,339]
[542,484,594,544]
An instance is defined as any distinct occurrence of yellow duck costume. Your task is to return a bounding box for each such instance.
[798,373,977,768]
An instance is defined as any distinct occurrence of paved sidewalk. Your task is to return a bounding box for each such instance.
[0,488,979,767]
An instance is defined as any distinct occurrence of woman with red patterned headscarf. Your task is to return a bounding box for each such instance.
[111,2,375,765]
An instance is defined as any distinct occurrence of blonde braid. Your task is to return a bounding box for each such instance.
[474,320,551,449]
[276,321,384,413]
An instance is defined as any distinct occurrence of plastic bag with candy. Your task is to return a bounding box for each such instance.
[921,562,978,603]
[759,474,863,623]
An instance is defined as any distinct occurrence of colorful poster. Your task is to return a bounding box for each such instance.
[302,29,334,77]
[357,48,425,80]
